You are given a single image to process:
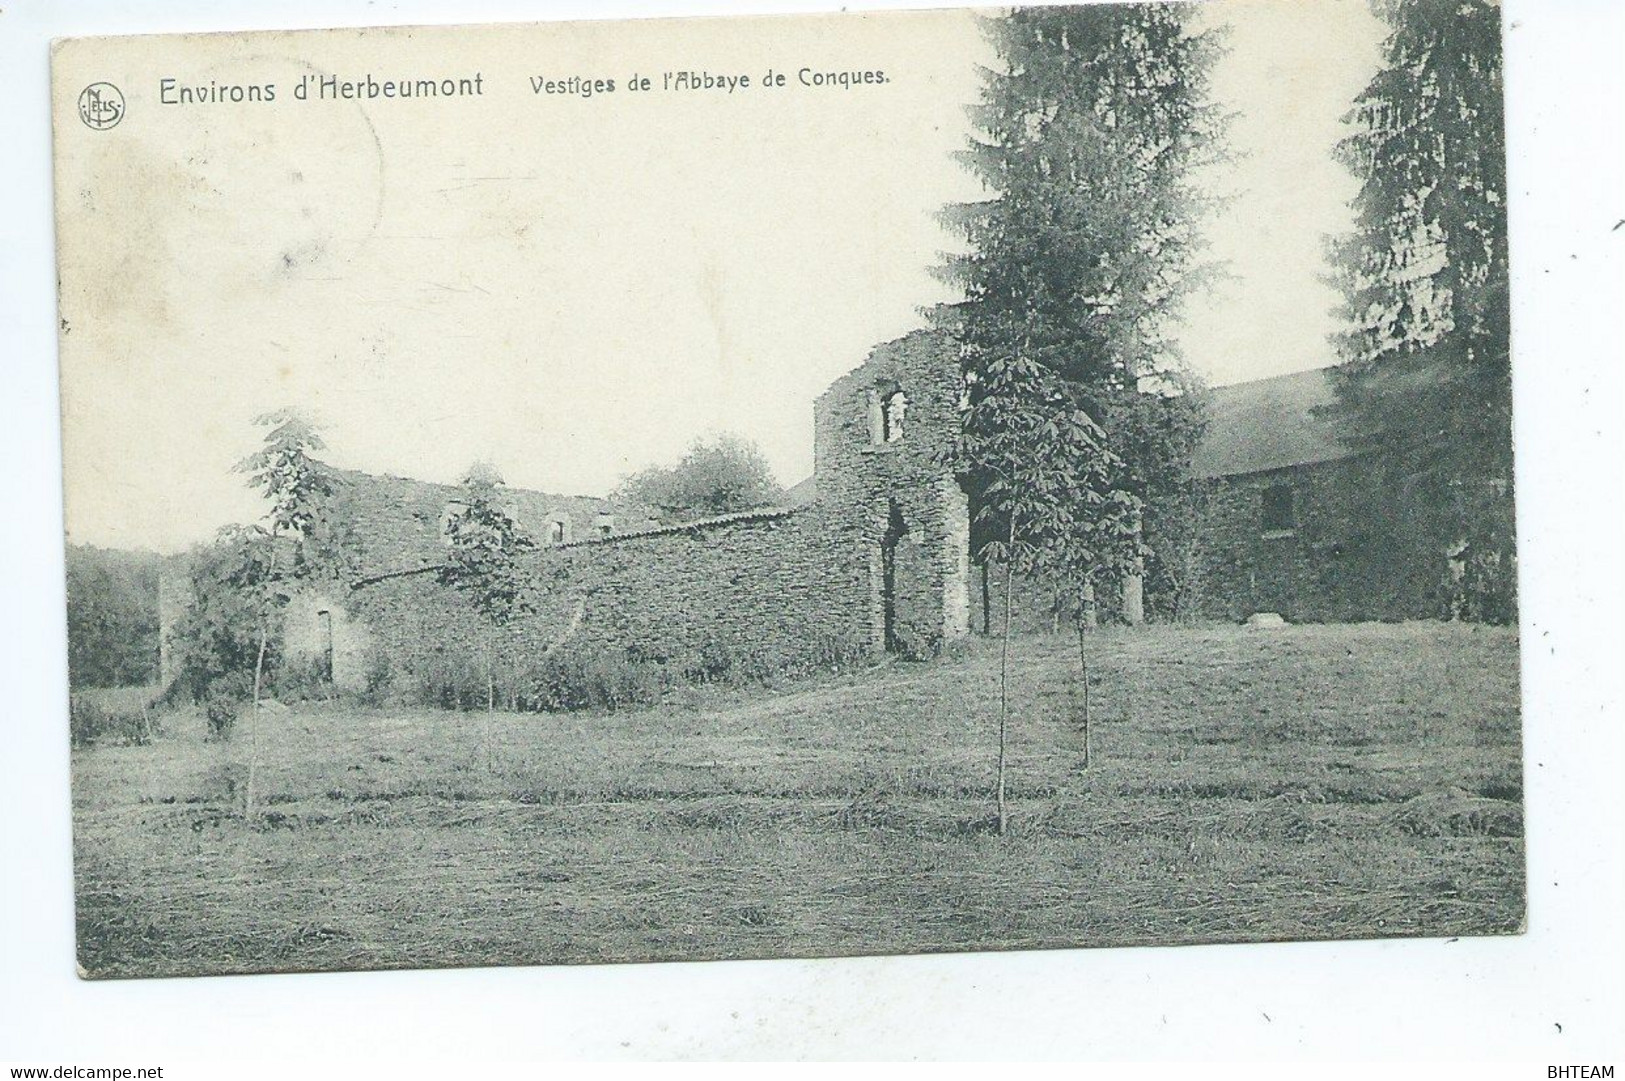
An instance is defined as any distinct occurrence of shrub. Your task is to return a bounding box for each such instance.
[164,530,281,703]
[69,693,156,748]
[520,650,666,713]
[389,633,869,716]
[359,650,394,706]
[413,649,491,711]
[204,695,238,740]
[270,654,333,703]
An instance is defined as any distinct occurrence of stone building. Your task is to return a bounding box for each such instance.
[160,329,973,694]
[961,365,1476,630]
[1187,367,1455,624]
[158,339,1470,697]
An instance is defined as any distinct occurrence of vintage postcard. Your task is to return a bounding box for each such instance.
[52,0,1521,980]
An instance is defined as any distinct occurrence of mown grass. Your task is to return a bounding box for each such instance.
[71,621,1524,978]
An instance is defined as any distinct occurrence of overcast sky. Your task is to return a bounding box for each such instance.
[54,0,1387,553]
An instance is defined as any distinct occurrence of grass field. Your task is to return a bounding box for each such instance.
[71,621,1524,978]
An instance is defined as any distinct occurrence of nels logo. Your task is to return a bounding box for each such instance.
[78,82,125,130]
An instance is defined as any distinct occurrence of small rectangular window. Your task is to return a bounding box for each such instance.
[1262,484,1296,533]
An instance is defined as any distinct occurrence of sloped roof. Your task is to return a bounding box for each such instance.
[784,474,817,506]
[1193,367,1358,480]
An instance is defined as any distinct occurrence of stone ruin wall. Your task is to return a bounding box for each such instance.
[813,329,971,659]
[332,508,869,696]
[260,328,974,696]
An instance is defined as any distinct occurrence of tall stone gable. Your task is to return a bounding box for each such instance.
[814,328,971,658]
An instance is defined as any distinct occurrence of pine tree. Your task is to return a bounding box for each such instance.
[940,4,1225,620]
[1327,0,1513,621]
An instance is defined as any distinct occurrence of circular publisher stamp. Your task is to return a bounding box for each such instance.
[78,82,125,130]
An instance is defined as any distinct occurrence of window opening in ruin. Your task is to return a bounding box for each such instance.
[868,383,905,446]
[549,519,567,544]
[1262,484,1297,534]
[316,610,334,682]
[882,390,908,442]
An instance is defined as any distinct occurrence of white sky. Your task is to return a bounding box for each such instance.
[53,0,1388,553]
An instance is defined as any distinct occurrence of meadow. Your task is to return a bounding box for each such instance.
[71,621,1524,978]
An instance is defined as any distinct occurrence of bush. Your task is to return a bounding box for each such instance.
[358,650,394,706]
[69,693,156,748]
[270,654,333,703]
[390,633,869,716]
[164,529,281,703]
[204,695,238,740]
[520,650,666,713]
[413,649,491,711]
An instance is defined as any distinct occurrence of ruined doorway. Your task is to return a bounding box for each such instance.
[881,501,906,653]
[316,609,334,682]
[879,500,936,657]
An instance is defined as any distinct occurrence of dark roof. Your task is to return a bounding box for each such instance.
[1192,367,1358,480]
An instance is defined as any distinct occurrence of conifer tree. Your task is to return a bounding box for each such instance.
[940,4,1225,621]
[939,6,1224,825]
[1327,0,1513,621]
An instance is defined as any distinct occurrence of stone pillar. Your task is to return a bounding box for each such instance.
[1121,572,1144,626]
[156,557,187,690]
[939,476,971,643]
[1080,579,1098,630]
[1121,508,1145,626]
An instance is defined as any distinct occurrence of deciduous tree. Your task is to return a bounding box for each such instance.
[958,349,1136,832]
[438,462,536,711]
[616,434,785,524]
[232,408,340,817]
[64,545,161,689]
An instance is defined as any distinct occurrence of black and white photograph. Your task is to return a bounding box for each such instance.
[6,0,1622,1066]
[49,0,1523,980]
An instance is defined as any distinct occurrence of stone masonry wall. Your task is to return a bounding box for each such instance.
[316,508,864,696]
[965,452,1452,631]
[814,328,971,657]
[1191,454,1449,623]
[168,328,978,698]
